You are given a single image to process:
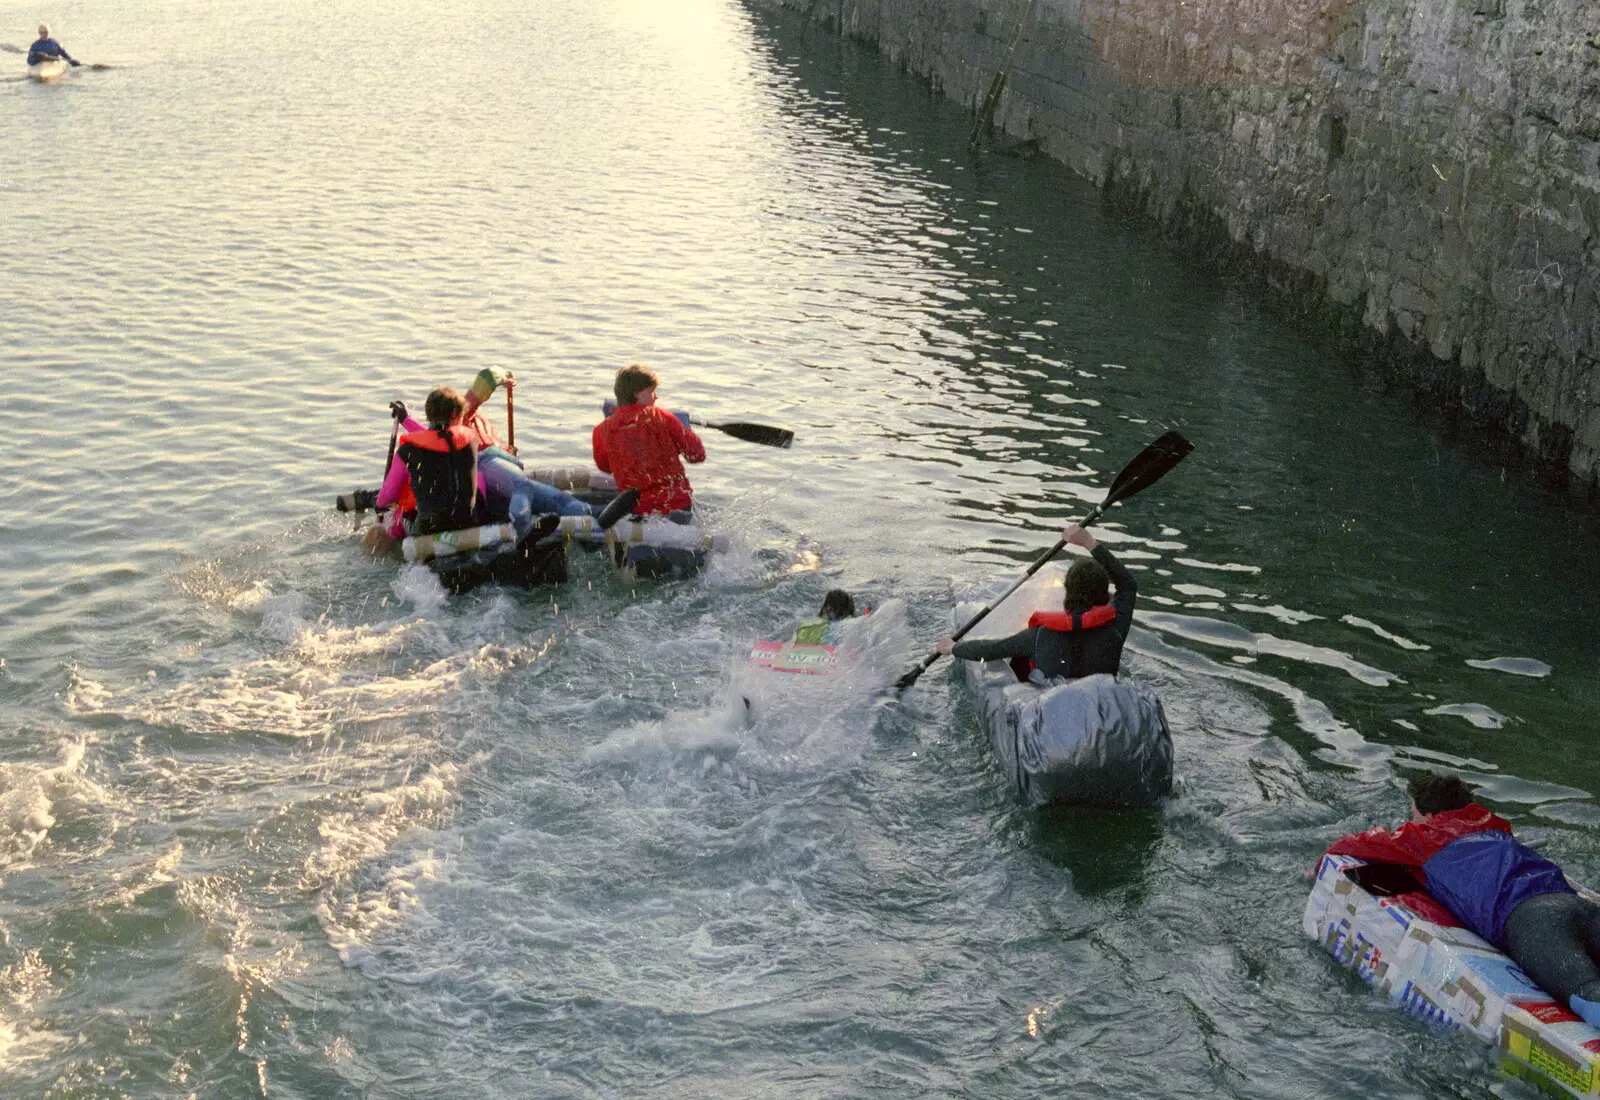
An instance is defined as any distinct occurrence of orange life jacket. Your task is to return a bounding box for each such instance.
[397,426,478,535]
[1027,605,1117,632]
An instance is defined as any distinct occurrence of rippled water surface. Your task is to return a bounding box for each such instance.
[4,0,1600,1095]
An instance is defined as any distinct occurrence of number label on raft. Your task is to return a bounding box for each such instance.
[747,642,837,675]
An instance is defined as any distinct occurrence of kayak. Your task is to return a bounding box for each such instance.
[28,59,68,81]
[1306,851,1600,1096]
[410,515,568,595]
[953,564,1172,807]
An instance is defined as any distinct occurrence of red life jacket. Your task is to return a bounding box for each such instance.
[1027,605,1117,632]
[1009,605,1118,681]
[398,426,478,535]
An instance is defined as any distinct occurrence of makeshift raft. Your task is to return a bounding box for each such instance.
[1306,852,1600,1097]
[953,564,1172,807]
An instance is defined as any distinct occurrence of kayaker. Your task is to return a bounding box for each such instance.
[592,364,705,517]
[1323,772,1600,1029]
[28,25,80,67]
[790,589,861,645]
[378,388,483,537]
[934,524,1135,680]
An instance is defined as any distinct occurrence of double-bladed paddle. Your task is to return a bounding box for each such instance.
[893,430,1195,693]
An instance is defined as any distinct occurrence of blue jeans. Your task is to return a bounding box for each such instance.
[478,451,593,532]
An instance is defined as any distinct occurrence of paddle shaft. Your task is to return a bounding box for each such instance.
[506,387,515,450]
[383,418,399,479]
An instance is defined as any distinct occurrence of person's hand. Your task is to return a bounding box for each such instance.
[935,636,955,655]
[389,400,408,422]
[502,374,516,391]
[69,59,81,67]
[1063,523,1096,551]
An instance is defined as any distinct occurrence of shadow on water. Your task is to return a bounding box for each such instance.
[1028,801,1164,899]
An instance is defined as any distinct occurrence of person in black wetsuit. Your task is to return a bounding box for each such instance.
[934,523,1135,680]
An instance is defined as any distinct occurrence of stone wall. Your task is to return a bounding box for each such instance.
[756,0,1600,489]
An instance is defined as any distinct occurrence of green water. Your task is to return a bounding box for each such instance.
[1,0,1597,1095]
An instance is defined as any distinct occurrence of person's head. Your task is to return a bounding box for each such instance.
[37,24,49,39]
[423,386,466,430]
[819,589,855,621]
[1062,557,1111,612]
[615,364,659,407]
[1407,772,1474,821]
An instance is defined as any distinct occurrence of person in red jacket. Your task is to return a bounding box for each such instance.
[1326,772,1600,1027]
[591,365,705,516]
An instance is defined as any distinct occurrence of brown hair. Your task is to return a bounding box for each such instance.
[615,364,660,406]
[1063,558,1110,612]
[820,590,855,621]
[1407,772,1474,816]
[424,387,466,430]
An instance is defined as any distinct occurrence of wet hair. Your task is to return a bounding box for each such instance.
[38,24,49,37]
[1063,558,1111,612]
[424,387,466,431]
[1407,772,1474,816]
[819,589,855,621]
[615,364,660,406]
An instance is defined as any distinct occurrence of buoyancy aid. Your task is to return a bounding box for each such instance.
[1027,605,1118,632]
[398,425,478,535]
[1011,604,1119,681]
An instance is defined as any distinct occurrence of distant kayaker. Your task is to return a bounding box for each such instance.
[28,25,80,67]
[935,524,1136,680]
[1323,772,1600,1029]
[790,589,862,645]
[592,364,705,517]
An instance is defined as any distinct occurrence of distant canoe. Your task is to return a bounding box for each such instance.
[28,58,69,82]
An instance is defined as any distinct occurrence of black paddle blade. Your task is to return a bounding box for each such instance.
[595,489,641,530]
[1100,431,1194,510]
[710,421,794,449]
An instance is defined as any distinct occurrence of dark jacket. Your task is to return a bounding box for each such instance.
[951,544,1136,680]
[28,38,74,65]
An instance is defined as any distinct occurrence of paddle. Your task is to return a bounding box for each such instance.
[692,416,793,449]
[893,430,1195,693]
[602,399,794,449]
[506,383,516,451]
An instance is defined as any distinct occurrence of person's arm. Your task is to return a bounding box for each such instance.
[592,421,611,474]
[667,413,706,464]
[1093,544,1137,642]
[950,628,1035,663]
[63,47,78,65]
[375,454,410,510]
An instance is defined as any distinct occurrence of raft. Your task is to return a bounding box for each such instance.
[953,564,1172,807]
[1306,852,1600,1097]
[551,512,727,582]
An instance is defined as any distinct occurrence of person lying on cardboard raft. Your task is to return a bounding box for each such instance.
[1325,771,1600,1028]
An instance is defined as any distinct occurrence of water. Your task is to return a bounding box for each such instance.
[3,0,1599,1094]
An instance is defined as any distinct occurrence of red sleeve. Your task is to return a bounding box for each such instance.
[669,415,706,465]
[592,421,612,473]
[1325,821,1431,868]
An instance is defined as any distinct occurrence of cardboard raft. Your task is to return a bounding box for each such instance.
[1306,853,1600,1096]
